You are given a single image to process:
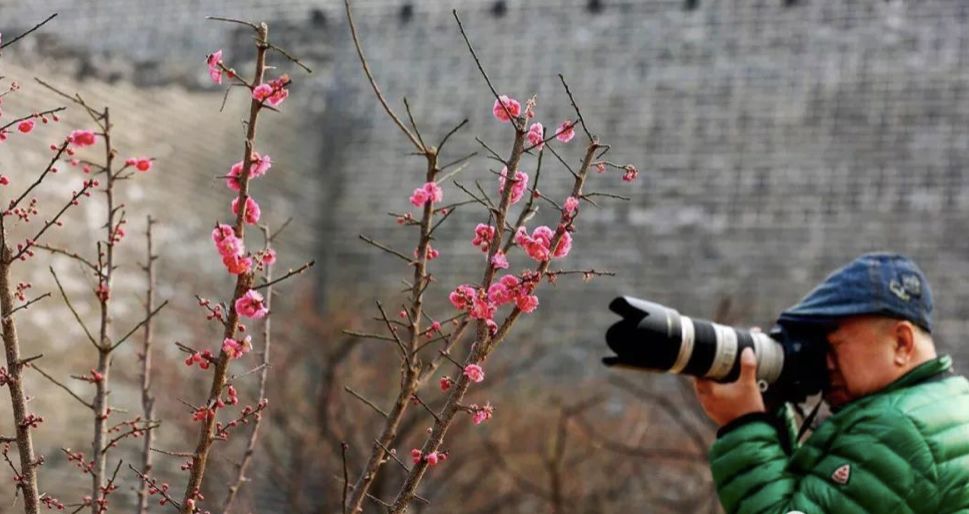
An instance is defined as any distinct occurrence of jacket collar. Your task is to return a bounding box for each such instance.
[877,355,953,396]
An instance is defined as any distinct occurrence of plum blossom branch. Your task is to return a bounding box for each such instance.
[344,0,423,151]
[32,243,98,272]
[107,300,169,352]
[438,119,469,152]
[136,215,158,514]
[128,464,182,512]
[250,259,315,290]
[221,229,275,514]
[558,74,594,142]
[452,10,522,130]
[0,13,58,51]
[0,107,66,133]
[205,16,259,30]
[359,235,413,264]
[29,364,94,410]
[344,386,389,418]
[11,180,98,263]
[3,292,50,320]
[341,329,397,342]
[6,140,69,215]
[49,266,99,349]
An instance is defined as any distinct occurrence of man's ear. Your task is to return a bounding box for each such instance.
[892,321,917,366]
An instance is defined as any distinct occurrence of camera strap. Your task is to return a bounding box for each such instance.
[796,396,824,443]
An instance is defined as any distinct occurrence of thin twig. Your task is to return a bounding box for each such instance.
[376,300,409,358]
[29,365,94,410]
[453,10,521,130]
[438,119,469,152]
[558,74,595,142]
[251,260,315,290]
[345,386,389,418]
[358,235,413,264]
[108,300,169,351]
[267,42,313,73]
[344,0,423,150]
[205,16,260,30]
[3,293,51,320]
[342,443,350,514]
[0,13,58,51]
[32,244,98,272]
[439,152,477,172]
[402,98,426,149]
[49,266,99,349]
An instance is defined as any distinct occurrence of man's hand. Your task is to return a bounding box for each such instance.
[693,348,766,427]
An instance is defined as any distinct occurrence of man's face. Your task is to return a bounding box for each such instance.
[825,316,899,408]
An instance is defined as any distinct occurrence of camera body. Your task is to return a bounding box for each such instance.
[603,296,829,404]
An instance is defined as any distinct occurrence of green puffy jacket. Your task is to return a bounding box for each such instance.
[710,355,969,513]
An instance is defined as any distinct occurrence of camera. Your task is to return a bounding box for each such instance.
[602,296,830,404]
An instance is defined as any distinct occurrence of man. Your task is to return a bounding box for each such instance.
[694,253,969,513]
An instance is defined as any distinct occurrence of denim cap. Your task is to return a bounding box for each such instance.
[777,252,933,332]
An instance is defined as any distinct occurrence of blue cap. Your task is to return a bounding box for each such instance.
[777,252,933,332]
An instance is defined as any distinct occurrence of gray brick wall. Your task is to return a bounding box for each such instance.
[4,0,969,363]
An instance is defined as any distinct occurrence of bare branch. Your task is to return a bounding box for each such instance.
[3,292,51,320]
[29,365,94,410]
[344,0,423,150]
[0,13,58,51]
[251,260,315,291]
[438,118,469,152]
[558,74,595,142]
[109,300,169,352]
[344,386,389,418]
[49,266,99,349]
[358,235,413,264]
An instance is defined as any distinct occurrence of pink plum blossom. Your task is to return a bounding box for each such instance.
[498,167,529,205]
[414,244,440,261]
[235,289,268,319]
[516,294,539,313]
[251,75,290,107]
[492,95,521,122]
[68,129,96,147]
[222,335,252,359]
[470,296,496,320]
[17,119,33,133]
[486,319,498,335]
[564,196,579,215]
[471,403,494,425]
[424,451,445,466]
[226,152,272,191]
[125,157,153,172]
[449,284,477,311]
[207,50,224,84]
[623,164,639,182]
[232,196,261,225]
[516,226,572,261]
[440,376,454,391]
[472,224,496,252]
[556,120,576,143]
[261,248,277,265]
[491,250,509,269]
[410,181,443,207]
[526,122,544,150]
[463,364,485,383]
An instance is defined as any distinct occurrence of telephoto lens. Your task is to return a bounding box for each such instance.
[602,296,829,402]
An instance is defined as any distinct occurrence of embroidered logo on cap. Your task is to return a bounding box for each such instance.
[890,273,922,302]
[831,463,851,485]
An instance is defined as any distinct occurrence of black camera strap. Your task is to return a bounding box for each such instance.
[796,396,824,443]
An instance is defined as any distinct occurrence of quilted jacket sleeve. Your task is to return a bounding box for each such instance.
[709,407,939,514]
